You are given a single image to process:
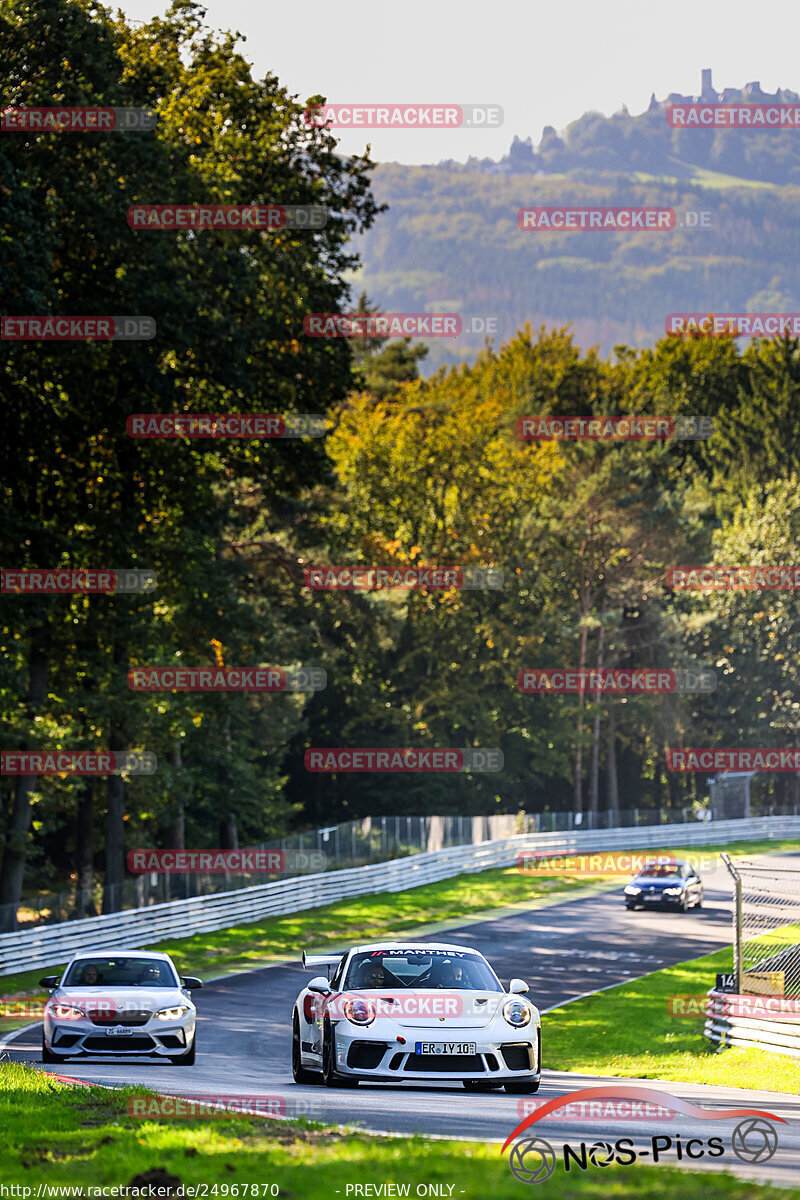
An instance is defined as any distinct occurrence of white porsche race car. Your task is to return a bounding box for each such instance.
[291,941,541,1092]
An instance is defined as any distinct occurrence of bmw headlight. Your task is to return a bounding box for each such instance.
[502,999,532,1028]
[624,886,641,896]
[343,997,375,1026]
[49,1003,85,1020]
[156,1005,190,1020]
[663,887,683,896]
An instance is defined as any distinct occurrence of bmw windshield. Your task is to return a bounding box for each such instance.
[62,958,179,987]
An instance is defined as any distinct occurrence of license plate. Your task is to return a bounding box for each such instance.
[415,1041,476,1055]
[644,894,662,902]
[106,1026,134,1037]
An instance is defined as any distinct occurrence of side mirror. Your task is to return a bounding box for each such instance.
[181,976,203,990]
[308,976,331,995]
[39,975,59,990]
[509,978,529,995]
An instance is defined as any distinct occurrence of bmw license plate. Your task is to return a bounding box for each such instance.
[415,1041,476,1055]
[644,894,662,902]
[106,1026,134,1037]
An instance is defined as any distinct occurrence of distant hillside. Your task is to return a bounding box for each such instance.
[352,72,800,367]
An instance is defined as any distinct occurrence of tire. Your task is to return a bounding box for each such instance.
[41,1036,67,1064]
[170,1032,196,1065]
[322,1019,358,1088]
[679,896,689,913]
[463,1080,500,1091]
[505,1077,541,1094]
[293,1013,320,1083]
[625,903,636,910]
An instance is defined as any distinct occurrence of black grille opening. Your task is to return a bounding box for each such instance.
[406,1054,484,1073]
[158,1034,184,1048]
[388,1053,404,1070]
[53,1032,81,1047]
[484,1053,500,1071]
[501,1043,533,1071]
[91,1012,152,1027]
[347,1041,388,1070]
[83,1036,155,1052]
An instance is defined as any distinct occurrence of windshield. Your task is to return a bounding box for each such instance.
[636,864,683,880]
[62,957,178,988]
[344,949,501,991]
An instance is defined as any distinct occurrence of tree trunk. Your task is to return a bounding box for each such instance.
[74,779,97,917]
[103,636,127,915]
[220,818,239,850]
[606,701,620,823]
[588,604,606,819]
[0,625,50,931]
[572,612,589,817]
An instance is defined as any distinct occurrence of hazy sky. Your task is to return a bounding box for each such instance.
[116,0,800,164]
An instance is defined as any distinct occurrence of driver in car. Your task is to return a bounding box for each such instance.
[356,960,386,989]
[435,960,465,988]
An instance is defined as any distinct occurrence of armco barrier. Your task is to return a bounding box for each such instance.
[704,989,800,1058]
[2,815,798,975]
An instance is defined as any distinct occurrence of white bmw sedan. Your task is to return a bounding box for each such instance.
[40,950,201,1065]
[292,941,541,1092]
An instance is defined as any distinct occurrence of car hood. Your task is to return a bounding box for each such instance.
[633,877,683,891]
[51,986,190,1014]
[341,988,509,1029]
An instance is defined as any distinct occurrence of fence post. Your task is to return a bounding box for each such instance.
[720,852,742,993]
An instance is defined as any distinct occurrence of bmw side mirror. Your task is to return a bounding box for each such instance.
[181,976,203,989]
[308,976,331,994]
[509,978,529,995]
[39,975,58,990]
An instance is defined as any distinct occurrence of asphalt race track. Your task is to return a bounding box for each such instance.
[6,853,800,1186]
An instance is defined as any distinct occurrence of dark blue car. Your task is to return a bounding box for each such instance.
[624,860,703,912]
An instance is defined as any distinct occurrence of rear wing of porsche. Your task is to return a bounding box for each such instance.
[301,951,344,979]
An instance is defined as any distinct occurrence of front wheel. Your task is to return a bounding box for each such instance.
[293,1013,320,1083]
[322,1020,358,1088]
[41,1036,67,1064]
[170,1032,196,1065]
[505,1077,541,1094]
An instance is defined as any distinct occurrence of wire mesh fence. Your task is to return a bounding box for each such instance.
[7,800,799,932]
[722,853,800,996]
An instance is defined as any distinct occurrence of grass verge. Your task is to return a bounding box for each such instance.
[1,1061,799,1195]
[547,942,800,1092]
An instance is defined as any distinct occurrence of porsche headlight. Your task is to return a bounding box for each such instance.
[342,997,375,1026]
[49,1003,85,1021]
[502,999,532,1028]
[624,885,641,895]
[156,1005,190,1020]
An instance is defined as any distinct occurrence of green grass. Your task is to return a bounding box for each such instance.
[4,836,799,1028]
[547,942,800,1092]
[2,1061,799,1195]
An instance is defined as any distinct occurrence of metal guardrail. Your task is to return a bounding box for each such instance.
[2,814,798,976]
[704,989,800,1059]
